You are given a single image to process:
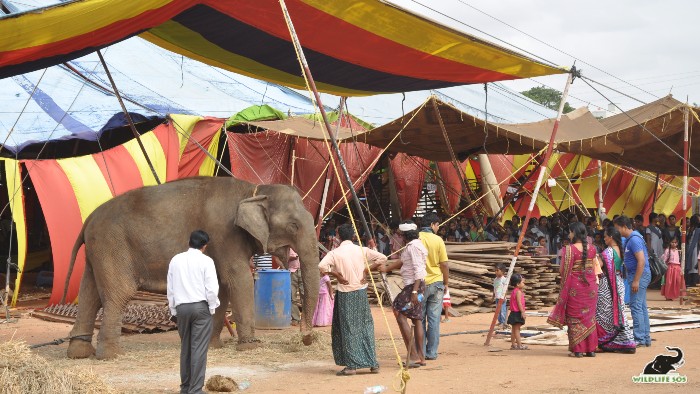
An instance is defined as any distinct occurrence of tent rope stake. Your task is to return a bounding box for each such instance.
[97,50,161,185]
[484,65,578,346]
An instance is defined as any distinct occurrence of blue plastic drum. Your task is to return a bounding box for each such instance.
[254,269,291,329]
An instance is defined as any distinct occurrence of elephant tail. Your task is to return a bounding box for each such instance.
[61,224,86,304]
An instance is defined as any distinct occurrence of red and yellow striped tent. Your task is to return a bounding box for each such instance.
[0,0,565,95]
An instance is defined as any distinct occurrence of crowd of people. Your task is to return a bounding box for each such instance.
[315,210,700,373]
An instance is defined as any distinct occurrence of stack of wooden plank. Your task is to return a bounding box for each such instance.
[368,242,561,313]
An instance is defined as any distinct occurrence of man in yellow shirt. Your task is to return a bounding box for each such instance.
[418,213,449,360]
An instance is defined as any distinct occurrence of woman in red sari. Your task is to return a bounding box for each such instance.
[548,222,599,357]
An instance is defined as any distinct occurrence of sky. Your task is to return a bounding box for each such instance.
[391,0,700,111]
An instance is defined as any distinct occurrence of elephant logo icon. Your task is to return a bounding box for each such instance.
[632,346,688,384]
[643,347,684,375]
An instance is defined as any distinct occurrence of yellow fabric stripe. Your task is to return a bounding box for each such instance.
[122,132,168,186]
[301,0,564,78]
[141,26,368,96]
[169,113,203,158]
[608,174,656,217]
[58,156,114,222]
[2,159,28,306]
[0,0,177,52]
[199,129,221,176]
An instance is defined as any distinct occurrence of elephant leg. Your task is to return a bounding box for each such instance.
[67,263,101,359]
[209,285,229,349]
[95,281,137,360]
[228,269,258,350]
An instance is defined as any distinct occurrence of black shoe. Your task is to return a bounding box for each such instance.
[586,352,596,357]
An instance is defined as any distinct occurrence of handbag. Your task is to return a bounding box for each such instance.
[648,249,668,284]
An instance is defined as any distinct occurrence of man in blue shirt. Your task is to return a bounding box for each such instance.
[614,215,651,347]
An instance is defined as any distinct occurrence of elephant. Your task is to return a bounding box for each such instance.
[61,177,320,360]
[643,346,684,374]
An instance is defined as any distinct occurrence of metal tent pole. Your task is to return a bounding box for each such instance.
[485,67,577,346]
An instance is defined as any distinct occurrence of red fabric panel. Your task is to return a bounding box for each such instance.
[327,142,382,212]
[227,131,293,184]
[602,170,633,211]
[437,161,462,215]
[178,118,225,178]
[212,0,512,83]
[93,145,144,196]
[293,139,330,221]
[391,153,427,220]
[27,161,84,304]
[154,123,182,181]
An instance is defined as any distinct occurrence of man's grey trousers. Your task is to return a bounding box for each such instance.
[176,301,213,394]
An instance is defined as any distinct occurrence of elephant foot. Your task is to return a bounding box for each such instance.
[209,336,224,349]
[67,338,95,359]
[95,343,122,360]
[236,338,261,351]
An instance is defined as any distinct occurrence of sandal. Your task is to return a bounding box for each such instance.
[568,352,583,358]
[510,345,519,350]
[370,366,380,374]
[585,352,596,357]
[401,362,421,369]
[336,368,357,376]
[518,345,529,350]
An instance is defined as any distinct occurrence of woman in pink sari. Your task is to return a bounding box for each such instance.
[548,222,599,358]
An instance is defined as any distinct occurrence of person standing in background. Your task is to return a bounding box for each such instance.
[288,248,304,326]
[419,213,449,360]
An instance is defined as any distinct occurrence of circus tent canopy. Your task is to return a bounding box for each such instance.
[360,95,699,176]
[0,0,565,95]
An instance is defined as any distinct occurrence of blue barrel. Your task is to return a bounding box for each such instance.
[254,269,291,329]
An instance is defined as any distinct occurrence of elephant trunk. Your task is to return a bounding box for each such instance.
[297,232,321,345]
[667,347,683,364]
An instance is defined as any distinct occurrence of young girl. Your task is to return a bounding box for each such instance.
[661,239,685,301]
[508,273,528,350]
[312,268,334,327]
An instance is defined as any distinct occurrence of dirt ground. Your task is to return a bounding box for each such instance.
[1,291,699,394]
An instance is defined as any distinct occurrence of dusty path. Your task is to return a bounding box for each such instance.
[1,292,698,393]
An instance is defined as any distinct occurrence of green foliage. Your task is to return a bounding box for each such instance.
[521,86,575,113]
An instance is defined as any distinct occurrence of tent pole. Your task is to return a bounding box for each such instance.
[431,97,484,228]
[97,51,161,185]
[485,67,577,346]
[597,160,604,225]
[485,159,543,230]
[680,105,689,305]
[277,1,374,248]
[651,173,660,214]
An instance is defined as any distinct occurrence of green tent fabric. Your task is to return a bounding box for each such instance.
[303,111,374,131]
[225,105,287,130]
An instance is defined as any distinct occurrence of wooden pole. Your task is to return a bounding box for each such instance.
[485,68,577,346]
[681,106,689,304]
[431,97,484,228]
[97,51,161,185]
[597,160,604,225]
[651,173,660,214]
[278,1,393,303]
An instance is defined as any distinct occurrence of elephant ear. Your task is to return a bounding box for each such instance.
[236,195,269,253]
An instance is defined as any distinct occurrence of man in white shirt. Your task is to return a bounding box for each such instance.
[167,230,220,394]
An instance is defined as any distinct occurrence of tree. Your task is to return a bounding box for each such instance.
[521,86,575,113]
